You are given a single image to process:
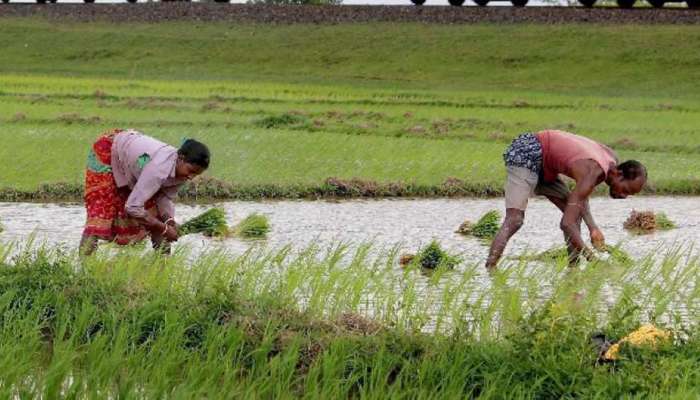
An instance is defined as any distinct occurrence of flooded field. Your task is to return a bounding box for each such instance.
[0,196,697,335]
[0,196,695,264]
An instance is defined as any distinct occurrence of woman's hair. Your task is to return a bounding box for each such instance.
[178,139,210,169]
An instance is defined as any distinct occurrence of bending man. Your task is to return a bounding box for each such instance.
[486,130,646,269]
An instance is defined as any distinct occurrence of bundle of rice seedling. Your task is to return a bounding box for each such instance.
[623,210,676,234]
[655,212,676,230]
[415,241,461,270]
[455,220,473,235]
[399,254,415,267]
[178,208,229,237]
[471,210,501,240]
[235,213,270,239]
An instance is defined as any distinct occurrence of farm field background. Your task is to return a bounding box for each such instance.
[1,19,700,198]
[1,12,700,398]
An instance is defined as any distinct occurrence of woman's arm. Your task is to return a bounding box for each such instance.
[125,167,178,240]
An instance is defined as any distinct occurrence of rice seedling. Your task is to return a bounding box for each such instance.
[470,210,501,240]
[655,212,676,230]
[402,240,462,270]
[624,210,677,234]
[518,245,634,266]
[178,208,229,237]
[234,213,270,239]
[1,22,700,200]
[0,241,696,398]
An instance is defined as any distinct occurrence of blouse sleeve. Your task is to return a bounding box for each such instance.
[125,162,168,219]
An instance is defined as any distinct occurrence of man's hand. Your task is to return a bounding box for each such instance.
[590,228,606,250]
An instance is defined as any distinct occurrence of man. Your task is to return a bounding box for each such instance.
[486,130,647,269]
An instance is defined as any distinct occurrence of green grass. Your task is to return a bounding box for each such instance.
[1,19,700,199]
[0,242,697,398]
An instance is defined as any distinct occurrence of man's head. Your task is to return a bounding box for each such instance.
[176,139,210,180]
[606,160,646,199]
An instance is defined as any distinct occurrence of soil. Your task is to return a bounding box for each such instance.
[1,4,699,25]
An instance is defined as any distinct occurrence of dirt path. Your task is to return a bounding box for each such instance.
[1,3,699,25]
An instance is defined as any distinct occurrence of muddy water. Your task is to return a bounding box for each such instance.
[0,196,696,263]
[0,196,697,331]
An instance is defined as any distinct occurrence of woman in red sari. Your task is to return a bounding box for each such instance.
[80,129,210,256]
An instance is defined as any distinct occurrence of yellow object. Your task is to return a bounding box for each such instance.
[603,324,670,361]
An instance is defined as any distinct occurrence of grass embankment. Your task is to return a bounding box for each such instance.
[0,244,698,397]
[1,20,700,200]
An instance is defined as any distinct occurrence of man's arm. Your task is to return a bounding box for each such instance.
[561,161,604,261]
[581,199,597,232]
[582,198,606,249]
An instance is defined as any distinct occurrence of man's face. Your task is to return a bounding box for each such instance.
[609,171,645,199]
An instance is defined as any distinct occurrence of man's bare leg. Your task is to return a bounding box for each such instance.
[486,208,525,270]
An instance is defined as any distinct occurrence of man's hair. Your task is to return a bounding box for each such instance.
[618,160,647,180]
[178,139,210,169]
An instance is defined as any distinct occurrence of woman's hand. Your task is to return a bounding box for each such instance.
[163,224,179,242]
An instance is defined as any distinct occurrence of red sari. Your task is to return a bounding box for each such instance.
[83,130,156,245]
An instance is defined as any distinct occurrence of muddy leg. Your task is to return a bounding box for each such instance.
[486,208,525,270]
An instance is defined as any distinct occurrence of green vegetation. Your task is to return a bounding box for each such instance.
[471,210,502,240]
[414,240,461,269]
[655,212,677,230]
[234,213,271,238]
[0,19,700,199]
[178,208,230,237]
[623,210,678,234]
[520,245,633,266]
[0,243,697,398]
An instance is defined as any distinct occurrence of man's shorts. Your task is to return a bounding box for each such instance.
[505,166,570,210]
[502,133,570,210]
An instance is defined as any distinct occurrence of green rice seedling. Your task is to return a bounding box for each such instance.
[178,208,229,237]
[235,213,270,239]
[518,245,633,266]
[415,240,461,270]
[655,212,676,230]
[624,210,676,235]
[255,113,308,129]
[0,241,698,397]
[471,210,501,240]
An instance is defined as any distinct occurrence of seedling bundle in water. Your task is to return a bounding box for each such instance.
[406,240,461,270]
[623,210,676,234]
[178,209,271,239]
[235,213,270,239]
[457,210,501,240]
[178,208,229,237]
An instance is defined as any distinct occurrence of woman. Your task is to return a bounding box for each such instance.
[80,129,210,256]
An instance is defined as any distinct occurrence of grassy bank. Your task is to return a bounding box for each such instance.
[1,19,699,199]
[0,243,697,397]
